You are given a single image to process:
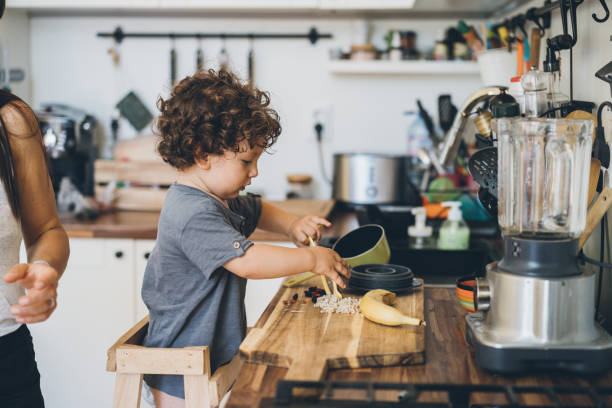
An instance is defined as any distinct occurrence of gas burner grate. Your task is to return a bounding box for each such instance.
[259,381,612,408]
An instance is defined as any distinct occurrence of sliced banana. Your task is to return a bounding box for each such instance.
[359,289,425,327]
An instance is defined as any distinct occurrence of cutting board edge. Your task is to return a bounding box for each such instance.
[238,348,293,369]
[326,350,426,370]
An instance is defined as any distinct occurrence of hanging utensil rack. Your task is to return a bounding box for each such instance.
[97,26,332,44]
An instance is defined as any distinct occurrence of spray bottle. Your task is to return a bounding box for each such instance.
[438,201,470,250]
[408,207,434,249]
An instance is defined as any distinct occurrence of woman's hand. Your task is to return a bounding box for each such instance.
[307,246,350,288]
[288,216,331,247]
[3,262,59,324]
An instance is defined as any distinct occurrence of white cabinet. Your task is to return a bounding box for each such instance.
[27,238,136,408]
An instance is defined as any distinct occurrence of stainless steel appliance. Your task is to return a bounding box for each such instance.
[36,104,99,196]
[332,153,405,205]
[467,117,612,373]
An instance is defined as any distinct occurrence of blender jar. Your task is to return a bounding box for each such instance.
[497,118,593,239]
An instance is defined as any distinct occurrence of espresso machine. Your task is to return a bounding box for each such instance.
[466,117,612,373]
[36,103,99,196]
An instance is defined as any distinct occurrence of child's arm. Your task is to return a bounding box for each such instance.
[224,244,349,287]
[258,200,331,246]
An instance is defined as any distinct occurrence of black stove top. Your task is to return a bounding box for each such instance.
[259,380,612,407]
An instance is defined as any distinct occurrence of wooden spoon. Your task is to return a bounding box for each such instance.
[588,158,602,208]
[579,186,612,250]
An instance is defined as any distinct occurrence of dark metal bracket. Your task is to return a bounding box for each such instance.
[593,0,610,22]
[98,26,332,45]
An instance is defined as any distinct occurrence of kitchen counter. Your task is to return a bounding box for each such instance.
[227,286,612,407]
[59,199,347,241]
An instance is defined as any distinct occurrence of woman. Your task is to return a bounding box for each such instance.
[0,3,70,405]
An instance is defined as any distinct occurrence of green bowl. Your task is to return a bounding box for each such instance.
[332,224,391,268]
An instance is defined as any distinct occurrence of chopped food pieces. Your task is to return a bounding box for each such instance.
[314,294,360,314]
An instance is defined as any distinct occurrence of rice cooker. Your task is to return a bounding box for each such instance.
[332,153,405,205]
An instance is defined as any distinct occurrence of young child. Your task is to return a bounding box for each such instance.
[142,68,350,407]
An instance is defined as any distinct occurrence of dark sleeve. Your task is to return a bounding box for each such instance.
[179,211,254,279]
[228,193,262,237]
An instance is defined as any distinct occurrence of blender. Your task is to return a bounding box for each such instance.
[466,117,612,373]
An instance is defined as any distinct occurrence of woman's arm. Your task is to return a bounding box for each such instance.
[258,200,331,246]
[1,100,69,323]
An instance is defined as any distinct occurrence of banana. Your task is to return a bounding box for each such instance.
[359,289,425,327]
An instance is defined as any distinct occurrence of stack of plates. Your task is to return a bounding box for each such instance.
[348,264,422,293]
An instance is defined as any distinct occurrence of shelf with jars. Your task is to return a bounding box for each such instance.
[328,60,480,76]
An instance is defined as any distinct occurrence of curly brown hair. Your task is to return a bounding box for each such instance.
[156,68,281,170]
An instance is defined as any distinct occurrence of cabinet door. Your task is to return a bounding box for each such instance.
[245,241,294,327]
[135,239,156,322]
[28,238,135,408]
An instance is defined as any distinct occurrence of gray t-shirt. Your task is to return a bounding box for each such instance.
[142,183,261,398]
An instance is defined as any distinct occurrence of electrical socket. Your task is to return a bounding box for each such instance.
[313,105,334,141]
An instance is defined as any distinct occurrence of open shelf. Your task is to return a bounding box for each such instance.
[329,60,481,75]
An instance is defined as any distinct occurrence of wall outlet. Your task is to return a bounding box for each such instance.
[313,105,334,142]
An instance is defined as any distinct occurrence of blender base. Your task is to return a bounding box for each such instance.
[466,312,612,374]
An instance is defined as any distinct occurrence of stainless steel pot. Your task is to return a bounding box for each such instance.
[332,153,404,205]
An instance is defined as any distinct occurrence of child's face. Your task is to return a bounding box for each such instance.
[201,140,263,200]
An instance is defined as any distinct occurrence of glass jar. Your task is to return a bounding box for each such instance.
[497,118,593,239]
[286,174,314,199]
[521,67,549,117]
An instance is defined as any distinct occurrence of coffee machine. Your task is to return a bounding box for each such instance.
[36,103,99,196]
[466,117,612,374]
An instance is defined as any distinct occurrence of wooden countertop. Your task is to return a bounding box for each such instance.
[226,286,612,407]
[60,199,344,241]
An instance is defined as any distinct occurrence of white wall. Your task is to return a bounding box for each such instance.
[0,9,31,102]
[28,15,484,199]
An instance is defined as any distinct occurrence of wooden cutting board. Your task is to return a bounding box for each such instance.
[239,277,425,382]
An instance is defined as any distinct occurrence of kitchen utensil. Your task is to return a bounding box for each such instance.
[218,36,229,70]
[516,35,524,76]
[348,264,421,294]
[455,276,476,312]
[247,36,254,84]
[332,153,405,205]
[579,186,612,249]
[438,94,458,137]
[332,224,390,268]
[588,158,602,208]
[530,27,541,69]
[416,99,438,144]
[240,279,425,383]
[170,38,177,86]
[596,61,612,97]
[115,91,153,132]
[467,146,497,199]
[196,42,204,71]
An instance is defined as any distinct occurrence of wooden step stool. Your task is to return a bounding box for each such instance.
[107,316,243,408]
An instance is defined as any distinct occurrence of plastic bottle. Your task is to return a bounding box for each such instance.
[408,207,434,249]
[521,67,548,118]
[508,76,525,115]
[405,111,433,157]
[389,30,402,61]
[438,201,470,250]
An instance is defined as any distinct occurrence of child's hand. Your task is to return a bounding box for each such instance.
[307,246,350,288]
[288,216,331,247]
